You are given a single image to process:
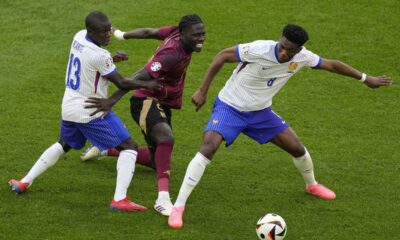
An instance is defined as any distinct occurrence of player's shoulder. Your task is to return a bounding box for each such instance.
[294,46,318,60]
[154,40,185,62]
[159,26,179,38]
[85,42,111,60]
[241,40,275,47]
[240,40,276,55]
[73,29,86,40]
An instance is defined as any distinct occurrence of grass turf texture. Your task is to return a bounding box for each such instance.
[1,0,399,239]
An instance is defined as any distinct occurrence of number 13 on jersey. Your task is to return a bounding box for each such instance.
[66,53,81,90]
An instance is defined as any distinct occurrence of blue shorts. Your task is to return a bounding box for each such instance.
[60,111,131,151]
[205,97,288,146]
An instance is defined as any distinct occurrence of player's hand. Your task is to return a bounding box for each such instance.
[113,51,128,62]
[84,97,116,118]
[192,89,207,111]
[364,75,392,88]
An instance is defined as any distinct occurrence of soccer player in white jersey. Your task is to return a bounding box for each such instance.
[168,24,392,228]
[8,11,161,211]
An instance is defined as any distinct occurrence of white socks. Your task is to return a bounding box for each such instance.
[292,148,317,186]
[113,149,137,201]
[174,152,210,207]
[157,191,170,201]
[21,142,65,186]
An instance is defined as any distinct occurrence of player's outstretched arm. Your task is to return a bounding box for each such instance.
[112,27,162,40]
[85,69,162,117]
[107,69,162,91]
[319,59,392,88]
[192,47,238,111]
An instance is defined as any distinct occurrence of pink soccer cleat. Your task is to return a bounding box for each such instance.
[110,197,148,211]
[8,179,29,194]
[306,184,336,200]
[168,206,185,229]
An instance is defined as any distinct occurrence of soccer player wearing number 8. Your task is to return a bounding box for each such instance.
[168,24,393,228]
[8,11,161,211]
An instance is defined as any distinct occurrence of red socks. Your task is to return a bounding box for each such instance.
[107,141,173,193]
[155,141,173,192]
[108,147,155,169]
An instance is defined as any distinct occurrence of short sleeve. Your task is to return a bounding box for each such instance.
[144,48,177,78]
[237,41,265,63]
[94,52,116,77]
[158,26,178,40]
[303,48,322,68]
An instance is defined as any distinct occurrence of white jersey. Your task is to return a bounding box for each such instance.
[61,30,116,123]
[218,40,321,111]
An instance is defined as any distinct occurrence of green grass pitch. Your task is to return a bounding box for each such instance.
[0,0,399,239]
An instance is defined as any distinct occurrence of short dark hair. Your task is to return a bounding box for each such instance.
[178,14,203,33]
[85,11,108,30]
[282,24,309,46]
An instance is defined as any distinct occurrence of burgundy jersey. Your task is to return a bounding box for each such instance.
[133,26,192,109]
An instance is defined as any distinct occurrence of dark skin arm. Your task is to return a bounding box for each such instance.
[319,59,392,88]
[193,48,393,112]
[85,68,156,117]
[192,47,238,111]
[112,27,163,40]
[106,69,160,91]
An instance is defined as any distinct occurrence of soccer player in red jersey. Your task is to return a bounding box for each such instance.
[82,14,206,216]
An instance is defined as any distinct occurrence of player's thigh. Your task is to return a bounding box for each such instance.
[271,128,305,157]
[130,96,171,144]
[79,112,134,151]
[60,120,86,150]
[151,122,174,143]
[243,108,288,145]
[204,97,245,147]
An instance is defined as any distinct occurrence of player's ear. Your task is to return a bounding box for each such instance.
[86,28,94,36]
[180,31,187,41]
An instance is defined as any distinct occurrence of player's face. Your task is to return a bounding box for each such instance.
[181,23,206,53]
[88,21,112,46]
[277,36,302,62]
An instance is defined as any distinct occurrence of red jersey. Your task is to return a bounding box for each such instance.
[133,26,192,109]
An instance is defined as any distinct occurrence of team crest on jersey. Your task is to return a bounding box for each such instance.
[242,45,250,54]
[151,62,162,72]
[212,119,219,125]
[288,62,298,73]
[106,57,113,68]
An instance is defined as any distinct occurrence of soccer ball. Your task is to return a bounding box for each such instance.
[256,213,287,240]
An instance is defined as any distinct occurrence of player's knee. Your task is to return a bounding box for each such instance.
[290,144,306,158]
[58,138,71,152]
[154,134,175,145]
[199,141,218,160]
[118,139,138,151]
